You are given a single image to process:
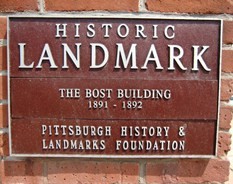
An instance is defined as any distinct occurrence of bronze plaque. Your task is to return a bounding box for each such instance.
[8,17,221,157]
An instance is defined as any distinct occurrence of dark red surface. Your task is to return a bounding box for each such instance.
[11,119,216,155]
[11,78,218,120]
[9,18,221,156]
[10,18,220,80]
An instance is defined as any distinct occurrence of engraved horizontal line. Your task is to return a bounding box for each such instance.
[10,117,217,122]
[10,77,219,81]
[8,153,216,159]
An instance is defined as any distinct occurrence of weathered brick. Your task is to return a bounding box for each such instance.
[218,131,231,157]
[47,161,139,184]
[221,79,233,101]
[146,0,233,14]
[222,50,233,73]
[0,105,7,128]
[0,46,7,70]
[0,17,7,39]
[223,21,233,44]
[0,0,38,12]
[0,75,7,100]
[219,105,232,130]
[1,160,44,184]
[121,162,139,183]
[146,158,229,183]
[45,0,138,12]
[0,133,9,156]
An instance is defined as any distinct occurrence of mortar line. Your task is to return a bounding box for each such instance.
[221,73,233,78]
[2,12,233,20]
[139,0,148,12]
[43,160,48,184]
[222,45,233,50]
[139,161,146,184]
[0,128,8,134]
[38,0,45,13]
[0,71,8,76]
[0,40,7,47]
[0,100,8,105]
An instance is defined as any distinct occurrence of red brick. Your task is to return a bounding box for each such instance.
[0,75,7,100]
[0,105,7,128]
[121,162,139,183]
[222,50,233,72]
[0,17,7,39]
[0,46,7,70]
[45,0,138,12]
[47,161,138,184]
[219,105,232,130]
[223,21,233,44]
[146,0,233,14]
[218,131,231,157]
[0,0,38,12]
[0,133,9,156]
[1,160,44,184]
[221,79,233,101]
[146,158,229,183]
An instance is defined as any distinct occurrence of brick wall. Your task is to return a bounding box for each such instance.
[0,0,233,183]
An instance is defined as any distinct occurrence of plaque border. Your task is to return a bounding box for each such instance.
[7,15,222,158]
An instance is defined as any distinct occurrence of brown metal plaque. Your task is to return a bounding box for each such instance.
[8,17,221,158]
